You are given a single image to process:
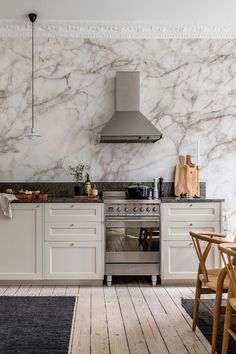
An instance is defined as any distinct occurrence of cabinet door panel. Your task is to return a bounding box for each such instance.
[163,203,220,222]
[45,241,102,279]
[0,204,43,280]
[45,203,102,222]
[162,241,218,280]
[45,222,102,241]
[162,221,219,241]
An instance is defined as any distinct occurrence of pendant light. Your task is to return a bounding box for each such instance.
[25,13,41,140]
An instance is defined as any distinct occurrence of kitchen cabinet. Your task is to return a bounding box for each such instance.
[0,204,43,280]
[45,241,102,279]
[44,203,104,280]
[161,202,223,283]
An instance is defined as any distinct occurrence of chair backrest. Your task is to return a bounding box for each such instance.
[219,243,236,298]
[190,231,226,282]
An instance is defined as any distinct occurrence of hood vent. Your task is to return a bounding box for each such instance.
[99,71,162,143]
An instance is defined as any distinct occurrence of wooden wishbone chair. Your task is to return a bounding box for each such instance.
[219,243,236,354]
[190,231,230,354]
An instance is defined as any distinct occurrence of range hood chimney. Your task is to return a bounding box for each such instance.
[99,71,162,143]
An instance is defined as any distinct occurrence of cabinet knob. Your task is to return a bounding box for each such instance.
[70,224,74,227]
[70,243,74,246]
[189,242,193,246]
[189,223,193,226]
[189,204,193,207]
[70,205,74,207]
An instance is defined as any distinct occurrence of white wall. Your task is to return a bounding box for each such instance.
[0,0,236,25]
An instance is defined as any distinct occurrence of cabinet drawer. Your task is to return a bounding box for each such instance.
[44,241,102,279]
[45,222,102,241]
[162,221,220,241]
[163,203,220,222]
[45,203,102,222]
[162,240,219,280]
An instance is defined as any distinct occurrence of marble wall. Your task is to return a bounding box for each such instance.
[0,37,236,234]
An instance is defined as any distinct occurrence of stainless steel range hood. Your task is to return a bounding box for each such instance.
[99,71,162,143]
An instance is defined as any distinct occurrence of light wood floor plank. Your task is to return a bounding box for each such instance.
[26,286,43,296]
[166,286,212,353]
[154,287,208,354]
[141,286,188,354]
[128,286,169,354]
[53,286,67,296]
[116,286,149,354]
[0,286,9,295]
[40,286,55,296]
[66,286,80,296]
[71,287,91,354]
[104,286,129,354]
[91,287,110,354]
[15,285,31,296]
[3,286,20,296]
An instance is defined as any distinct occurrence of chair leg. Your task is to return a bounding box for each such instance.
[192,277,202,331]
[222,295,233,354]
[211,288,223,354]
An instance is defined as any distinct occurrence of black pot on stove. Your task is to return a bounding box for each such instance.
[127,183,150,199]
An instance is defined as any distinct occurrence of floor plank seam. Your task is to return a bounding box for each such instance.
[115,286,131,354]
[127,285,151,354]
[139,286,170,354]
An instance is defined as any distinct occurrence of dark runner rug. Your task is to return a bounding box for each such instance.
[182,298,236,354]
[0,296,76,354]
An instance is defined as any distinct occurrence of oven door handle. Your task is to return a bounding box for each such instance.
[105,218,160,222]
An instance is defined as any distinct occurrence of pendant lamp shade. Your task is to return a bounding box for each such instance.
[25,13,41,140]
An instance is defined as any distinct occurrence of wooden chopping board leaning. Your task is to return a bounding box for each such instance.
[174,155,199,197]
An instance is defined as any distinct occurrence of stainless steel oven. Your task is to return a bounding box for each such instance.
[103,191,160,286]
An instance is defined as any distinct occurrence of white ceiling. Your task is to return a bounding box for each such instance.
[0,0,235,24]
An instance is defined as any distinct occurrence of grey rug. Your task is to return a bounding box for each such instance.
[182,298,236,354]
[0,296,76,354]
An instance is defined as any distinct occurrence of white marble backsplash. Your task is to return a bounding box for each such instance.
[0,37,236,235]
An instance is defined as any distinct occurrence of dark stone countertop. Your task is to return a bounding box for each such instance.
[12,196,224,204]
[161,197,224,203]
[13,197,103,203]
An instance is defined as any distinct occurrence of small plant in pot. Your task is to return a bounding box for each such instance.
[69,164,90,196]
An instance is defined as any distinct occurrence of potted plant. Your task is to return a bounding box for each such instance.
[69,164,90,196]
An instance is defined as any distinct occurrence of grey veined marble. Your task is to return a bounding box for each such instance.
[0,37,236,235]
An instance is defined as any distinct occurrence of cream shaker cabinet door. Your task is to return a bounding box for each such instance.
[162,241,217,280]
[44,241,102,279]
[0,204,43,280]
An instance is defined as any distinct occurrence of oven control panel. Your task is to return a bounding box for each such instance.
[105,203,160,217]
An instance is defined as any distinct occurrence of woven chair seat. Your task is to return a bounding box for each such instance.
[199,268,230,291]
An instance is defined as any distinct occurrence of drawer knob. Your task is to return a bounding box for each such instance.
[70,243,74,246]
[189,223,193,226]
[189,204,193,207]
[70,205,74,207]
[189,242,193,246]
[70,224,74,227]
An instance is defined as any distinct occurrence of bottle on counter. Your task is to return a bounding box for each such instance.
[153,177,159,199]
[158,177,164,198]
[84,173,91,196]
[91,184,98,197]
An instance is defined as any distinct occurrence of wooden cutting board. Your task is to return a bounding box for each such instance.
[186,155,198,197]
[174,155,192,197]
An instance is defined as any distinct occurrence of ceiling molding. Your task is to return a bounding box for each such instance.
[0,20,236,39]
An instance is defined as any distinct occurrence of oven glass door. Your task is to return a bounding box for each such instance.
[106,217,160,253]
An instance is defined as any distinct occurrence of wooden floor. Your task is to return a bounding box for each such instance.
[0,284,212,354]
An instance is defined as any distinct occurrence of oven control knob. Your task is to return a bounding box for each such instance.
[117,207,121,212]
[140,207,144,212]
[133,207,138,212]
[124,207,129,212]
[153,207,157,212]
[146,207,151,212]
